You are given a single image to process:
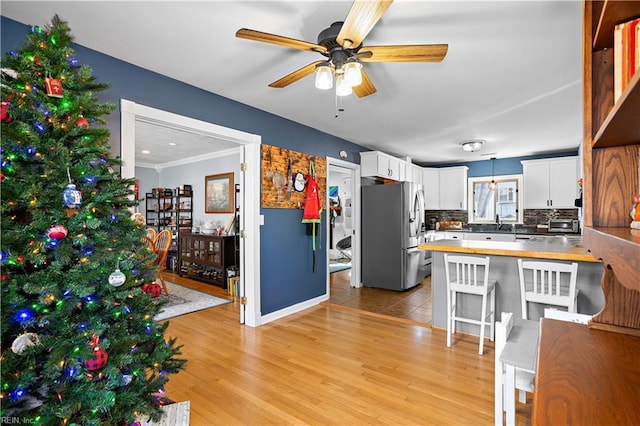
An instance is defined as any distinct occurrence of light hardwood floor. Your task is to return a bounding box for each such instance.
[162,273,532,425]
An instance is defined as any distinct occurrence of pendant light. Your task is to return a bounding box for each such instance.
[314,62,334,90]
[490,157,496,190]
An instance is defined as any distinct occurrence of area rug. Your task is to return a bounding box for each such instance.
[155,282,231,321]
[330,259,352,274]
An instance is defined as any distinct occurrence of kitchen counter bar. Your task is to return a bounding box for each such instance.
[418,238,599,263]
[419,238,604,334]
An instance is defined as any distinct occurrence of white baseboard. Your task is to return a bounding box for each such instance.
[260,294,329,325]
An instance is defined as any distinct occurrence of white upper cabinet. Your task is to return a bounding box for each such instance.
[422,167,440,209]
[406,163,423,184]
[521,157,578,209]
[438,166,469,210]
[360,151,403,181]
[439,166,469,210]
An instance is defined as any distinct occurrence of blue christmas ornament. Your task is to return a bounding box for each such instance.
[83,175,97,185]
[63,183,82,208]
[67,56,79,67]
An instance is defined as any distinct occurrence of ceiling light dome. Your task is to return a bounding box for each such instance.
[460,140,485,152]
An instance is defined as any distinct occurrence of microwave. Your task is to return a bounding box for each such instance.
[548,219,580,233]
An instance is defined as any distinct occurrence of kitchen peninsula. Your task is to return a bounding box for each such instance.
[419,237,604,333]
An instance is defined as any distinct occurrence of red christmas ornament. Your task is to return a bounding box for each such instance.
[44,77,63,98]
[142,282,162,298]
[47,224,68,240]
[76,116,89,128]
[83,335,109,371]
[1,99,12,123]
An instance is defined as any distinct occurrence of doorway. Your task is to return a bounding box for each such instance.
[326,157,361,292]
[120,100,262,326]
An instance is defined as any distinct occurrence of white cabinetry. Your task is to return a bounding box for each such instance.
[435,231,515,242]
[406,163,423,184]
[439,166,469,210]
[360,151,403,181]
[463,232,516,242]
[422,168,440,209]
[521,157,578,208]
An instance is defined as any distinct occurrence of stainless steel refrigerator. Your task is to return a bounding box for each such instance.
[362,181,427,291]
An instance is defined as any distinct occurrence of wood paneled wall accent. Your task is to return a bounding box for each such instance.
[260,144,326,209]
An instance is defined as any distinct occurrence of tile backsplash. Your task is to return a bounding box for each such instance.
[425,209,579,229]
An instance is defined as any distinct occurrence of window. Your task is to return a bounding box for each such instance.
[468,175,523,223]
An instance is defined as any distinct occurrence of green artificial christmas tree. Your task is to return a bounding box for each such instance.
[1,16,185,425]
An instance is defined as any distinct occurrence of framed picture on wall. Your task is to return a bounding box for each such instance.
[205,172,234,213]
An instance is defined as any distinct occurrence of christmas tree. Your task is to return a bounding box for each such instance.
[1,16,185,425]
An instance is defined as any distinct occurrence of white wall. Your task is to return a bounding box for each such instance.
[136,151,240,228]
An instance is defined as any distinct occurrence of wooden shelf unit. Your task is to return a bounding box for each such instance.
[582,0,640,333]
[534,2,640,422]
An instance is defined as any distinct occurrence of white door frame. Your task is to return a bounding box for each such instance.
[326,157,361,290]
[120,99,262,327]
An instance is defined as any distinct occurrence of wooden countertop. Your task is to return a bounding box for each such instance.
[418,238,600,263]
[534,318,640,425]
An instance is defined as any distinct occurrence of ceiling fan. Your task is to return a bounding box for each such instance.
[235,0,448,98]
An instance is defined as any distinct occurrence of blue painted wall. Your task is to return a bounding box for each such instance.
[1,16,365,315]
[429,150,578,178]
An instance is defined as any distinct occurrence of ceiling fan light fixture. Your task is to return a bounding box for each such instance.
[314,62,334,90]
[343,59,362,87]
[460,140,485,152]
[335,74,353,97]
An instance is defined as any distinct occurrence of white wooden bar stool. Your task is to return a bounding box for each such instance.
[444,254,496,355]
[517,259,578,320]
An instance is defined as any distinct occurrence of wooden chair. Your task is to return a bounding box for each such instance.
[494,312,536,426]
[444,254,496,355]
[517,259,578,320]
[154,230,172,296]
[145,227,157,242]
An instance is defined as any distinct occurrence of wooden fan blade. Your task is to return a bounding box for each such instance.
[359,44,448,62]
[337,0,394,49]
[353,68,377,98]
[236,28,327,54]
[268,61,324,88]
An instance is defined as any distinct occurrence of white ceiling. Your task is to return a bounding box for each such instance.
[1,1,584,166]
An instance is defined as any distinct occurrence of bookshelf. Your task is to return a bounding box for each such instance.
[535,8,640,423]
[582,0,640,335]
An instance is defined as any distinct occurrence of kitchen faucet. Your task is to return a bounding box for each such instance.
[496,214,504,231]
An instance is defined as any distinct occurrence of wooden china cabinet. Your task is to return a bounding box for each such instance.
[533,2,640,424]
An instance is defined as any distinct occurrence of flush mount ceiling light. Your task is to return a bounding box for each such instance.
[460,140,485,152]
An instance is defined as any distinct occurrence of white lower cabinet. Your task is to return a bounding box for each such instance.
[463,232,516,242]
[435,231,515,242]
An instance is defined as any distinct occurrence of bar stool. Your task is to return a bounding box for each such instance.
[517,259,578,320]
[444,254,496,355]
